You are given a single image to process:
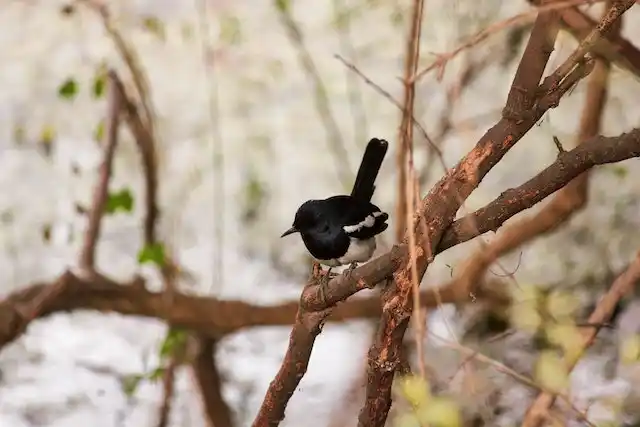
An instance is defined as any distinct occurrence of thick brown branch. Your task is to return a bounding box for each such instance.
[358,10,565,425]
[0,268,510,353]
[79,71,122,270]
[438,127,640,251]
[156,353,179,427]
[192,337,234,427]
[529,0,640,78]
[357,1,634,423]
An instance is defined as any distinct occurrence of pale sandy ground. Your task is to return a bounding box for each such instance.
[0,0,639,426]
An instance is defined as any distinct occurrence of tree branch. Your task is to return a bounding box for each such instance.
[79,71,122,271]
[192,337,234,427]
[438,128,640,251]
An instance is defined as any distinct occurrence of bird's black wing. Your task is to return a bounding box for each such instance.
[350,138,389,202]
[324,195,389,240]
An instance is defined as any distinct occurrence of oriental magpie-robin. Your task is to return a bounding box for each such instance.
[281,138,389,284]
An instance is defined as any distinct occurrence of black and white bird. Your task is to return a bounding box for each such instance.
[281,138,389,278]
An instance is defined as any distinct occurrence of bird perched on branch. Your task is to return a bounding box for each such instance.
[281,138,389,296]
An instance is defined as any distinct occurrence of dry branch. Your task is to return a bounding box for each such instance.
[358,9,562,425]
[79,71,122,271]
[356,1,634,424]
[192,337,234,427]
[529,0,640,78]
[438,127,640,251]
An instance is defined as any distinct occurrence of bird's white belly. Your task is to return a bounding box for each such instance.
[317,237,377,267]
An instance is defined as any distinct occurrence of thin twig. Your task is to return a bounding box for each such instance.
[79,70,122,271]
[332,0,368,145]
[276,2,351,187]
[410,0,602,83]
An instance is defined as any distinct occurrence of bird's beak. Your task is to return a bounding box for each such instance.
[280,226,298,238]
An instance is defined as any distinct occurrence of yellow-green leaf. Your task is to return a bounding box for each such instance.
[121,374,143,397]
[546,323,583,361]
[138,242,166,267]
[510,303,542,333]
[105,188,134,214]
[142,16,166,41]
[536,351,569,393]
[94,120,104,142]
[219,15,243,45]
[397,375,430,407]
[40,124,56,145]
[58,78,78,100]
[92,67,107,99]
[394,413,420,427]
[159,328,187,359]
[416,397,462,427]
[546,290,579,321]
[274,0,290,12]
[620,334,640,365]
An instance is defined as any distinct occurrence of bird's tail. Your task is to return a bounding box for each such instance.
[350,138,389,202]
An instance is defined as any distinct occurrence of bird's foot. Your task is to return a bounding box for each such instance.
[344,262,358,279]
[319,267,332,305]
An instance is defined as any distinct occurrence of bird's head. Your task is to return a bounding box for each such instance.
[281,200,321,238]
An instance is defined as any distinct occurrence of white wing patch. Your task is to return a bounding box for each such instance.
[342,210,384,234]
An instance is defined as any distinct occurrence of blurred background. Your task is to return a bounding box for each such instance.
[0,0,639,426]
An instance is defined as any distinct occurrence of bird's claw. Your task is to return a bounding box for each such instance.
[319,267,332,306]
[344,262,358,279]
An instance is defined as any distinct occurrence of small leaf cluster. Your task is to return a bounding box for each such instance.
[394,375,462,427]
[510,285,583,393]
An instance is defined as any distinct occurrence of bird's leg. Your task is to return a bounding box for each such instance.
[319,267,332,304]
[344,262,358,279]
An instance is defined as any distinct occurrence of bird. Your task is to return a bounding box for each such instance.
[281,138,389,296]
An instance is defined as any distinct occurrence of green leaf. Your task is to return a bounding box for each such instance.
[58,78,78,100]
[94,120,105,142]
[397,375,431,407]
[219,15,243,45]
[121,374,143,397]
[92,72,106,99]
[142,16,166,41]
[611,166,628,179]
[159,328,188,359]
[274,0,290,12]
[416,397,462,427]
[105,188,135,214]
[148,366,166,382]
[137,242,166,267]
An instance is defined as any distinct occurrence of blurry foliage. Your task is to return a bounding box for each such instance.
[38,124,56,159]
[94,120,105,142]
[241,171,268,224]
[142,16,166,41]
[181,22,194,40]
[274,0,290,13]
[12,123,26,145]
[159,328,188,360]
[121,373,144,397]
[57,77,78,100]
[92,64,107,99]
[611,165,629,179]
[394,375,462,427]
[621,334,640,365]
[535,350,569,393]
[137,242,166,267]
[105,188,134,214]
[219,15,243,45]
